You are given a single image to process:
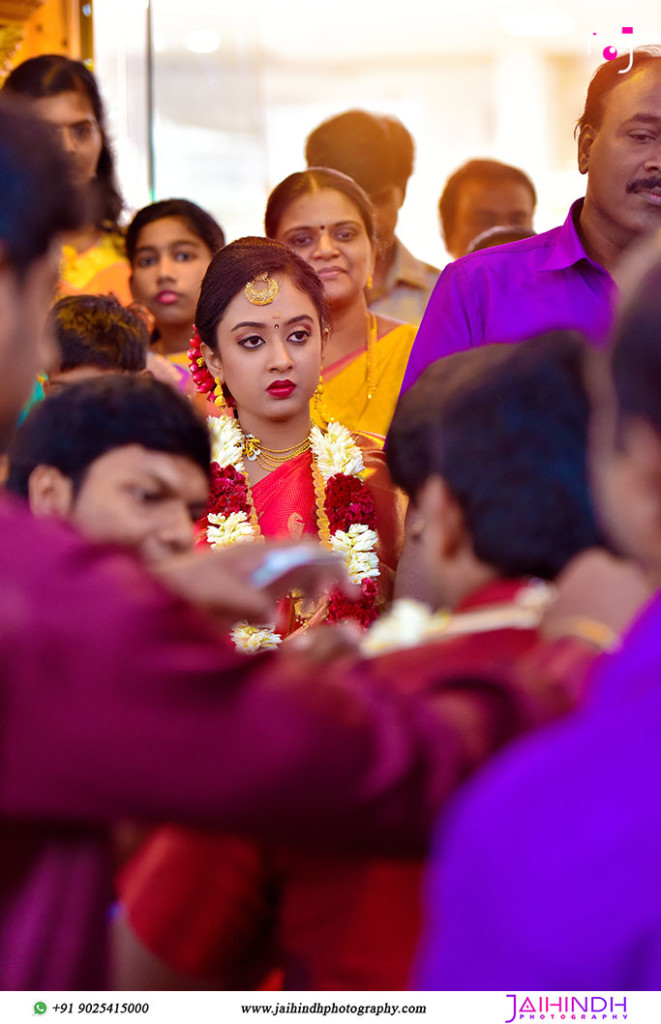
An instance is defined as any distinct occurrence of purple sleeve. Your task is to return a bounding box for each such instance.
[400,261,477,393]
[414,683,661,990]
[414,781,507,988]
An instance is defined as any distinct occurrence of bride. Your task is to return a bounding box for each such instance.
[188,236,403,650]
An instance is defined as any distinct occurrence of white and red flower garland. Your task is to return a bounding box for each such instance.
[311,421,379,626]
[204,416,380,653]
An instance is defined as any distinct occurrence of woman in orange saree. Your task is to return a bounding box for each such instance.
[265,168,417,443]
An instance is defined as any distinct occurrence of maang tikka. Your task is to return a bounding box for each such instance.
[244,272,279,305]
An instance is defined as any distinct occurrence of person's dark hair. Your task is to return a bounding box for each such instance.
[386,332,603,580]
[438,159,537,250]
[576,47,661,137]
[6,375,211,499]
[51,294,148,373]
[3,54,123,230]
[265,168,376,247]
[0,95,84,277]
[466,225,537,254]
[305,109,414,197]
[196,235,329,355]
[125,198,226,265]
[611,254,661,438]
[380,115,415,195]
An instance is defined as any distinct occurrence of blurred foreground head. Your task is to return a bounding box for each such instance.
[591,238,661,579]
[0,96,83,448]
[47,294,148,390]
[386,333,603,606]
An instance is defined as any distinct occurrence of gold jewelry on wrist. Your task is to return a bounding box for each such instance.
[551,616,618,650]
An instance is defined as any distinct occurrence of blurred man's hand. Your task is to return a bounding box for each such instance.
[151,540,356,630]
[542,548,652,646]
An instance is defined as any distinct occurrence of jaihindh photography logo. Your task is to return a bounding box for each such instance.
[505,994,628,1022]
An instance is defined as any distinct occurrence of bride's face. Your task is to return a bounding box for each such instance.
[202,273,324,428]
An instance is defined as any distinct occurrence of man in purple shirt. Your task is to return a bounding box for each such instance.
[416,244,661,989]
[402,47,661,392]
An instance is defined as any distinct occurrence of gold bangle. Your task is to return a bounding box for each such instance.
[551,616,618,651]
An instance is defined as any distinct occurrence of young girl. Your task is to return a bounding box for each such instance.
[265,168,417,440]
[188,235,403,648]
[126,198,225,391]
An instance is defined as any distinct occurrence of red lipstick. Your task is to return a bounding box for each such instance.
[267,379,296,399]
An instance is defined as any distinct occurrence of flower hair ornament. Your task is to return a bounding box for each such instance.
[204,416,380,653]
[187,328,236,411]
[188,327,217,405]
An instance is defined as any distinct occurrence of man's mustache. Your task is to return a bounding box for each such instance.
[627,176,661,193]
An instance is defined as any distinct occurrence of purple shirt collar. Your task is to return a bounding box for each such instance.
[540,198,606,274]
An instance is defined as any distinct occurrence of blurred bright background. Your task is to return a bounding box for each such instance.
[89,0,661,265]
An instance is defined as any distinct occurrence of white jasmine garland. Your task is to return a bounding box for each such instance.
[205,418,380,651]
[330,524,380,582]
[208,415,245,470]
[363,599,445,655]
[207,510,255,548]
[362,581,555,657]
[310,421,365,480]
[231,622,282,654]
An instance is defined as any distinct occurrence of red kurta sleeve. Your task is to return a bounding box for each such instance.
[118,826,275,984]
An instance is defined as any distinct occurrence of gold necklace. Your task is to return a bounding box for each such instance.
[243,432,311,472]
[366,312,377,402]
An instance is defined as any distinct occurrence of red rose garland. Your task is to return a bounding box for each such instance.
[187,327,217,403]
[189,340,382,647]
[323,473,379,626]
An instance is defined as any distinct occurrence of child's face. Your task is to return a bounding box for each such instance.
[130,217,213,334]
